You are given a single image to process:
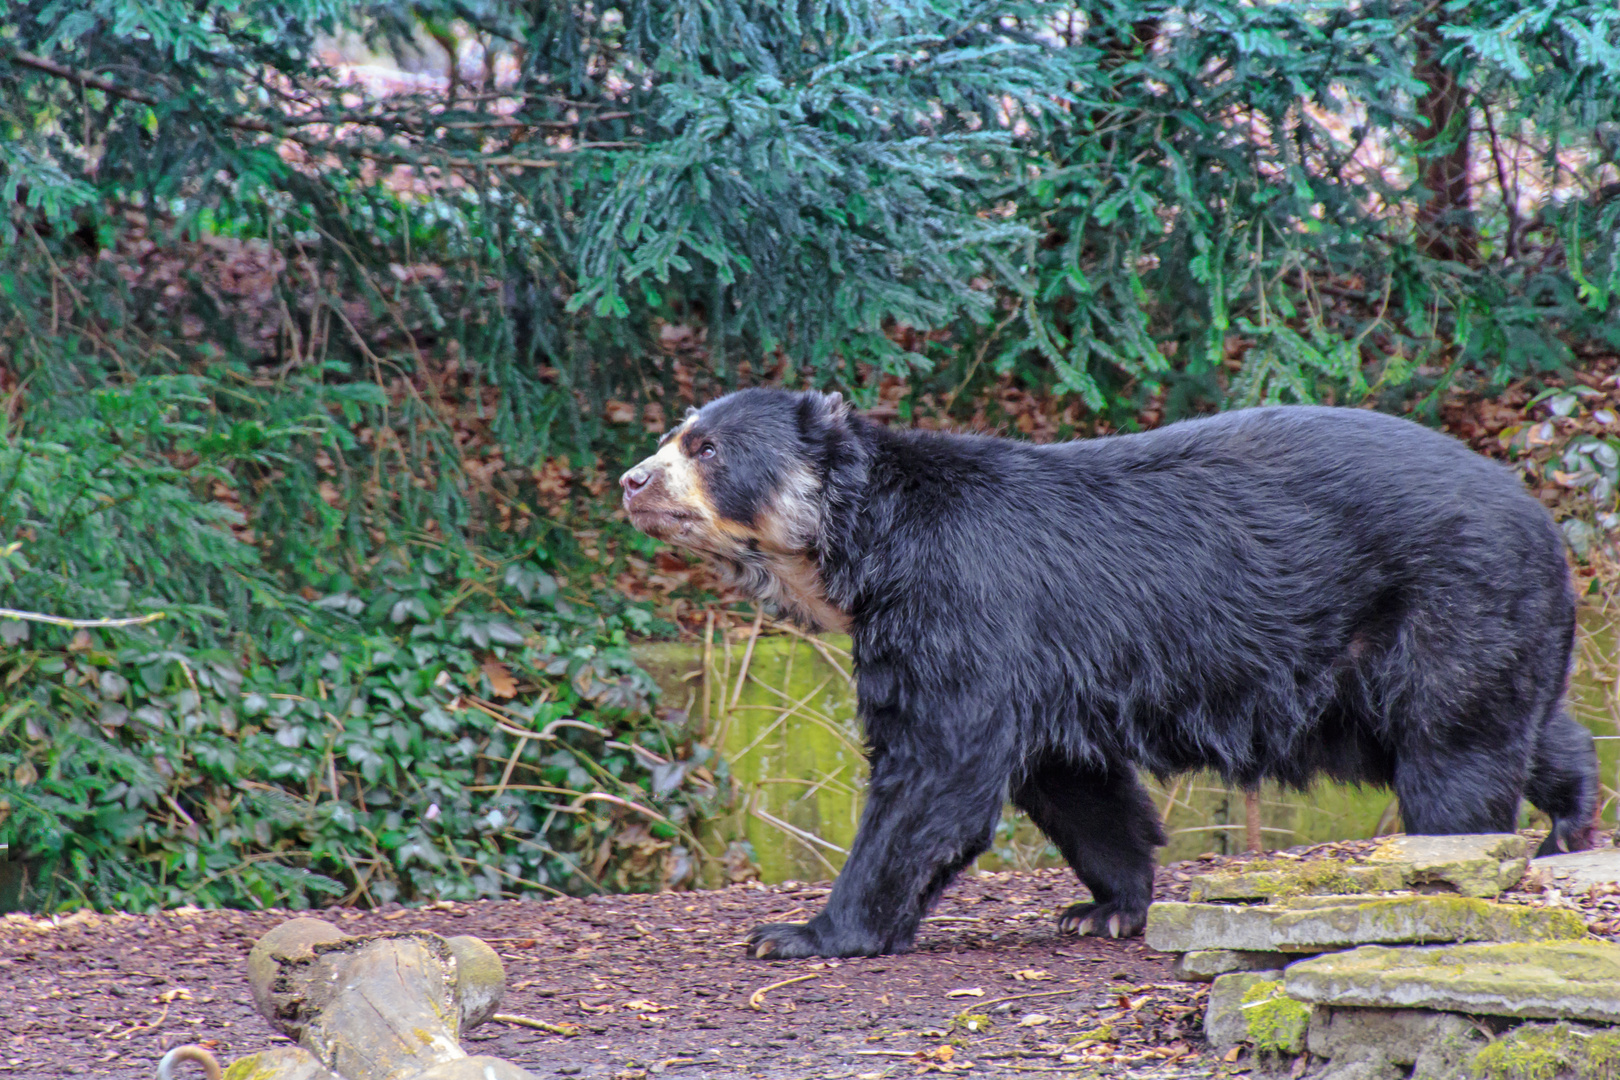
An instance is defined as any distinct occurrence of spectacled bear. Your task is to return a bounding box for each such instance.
[619,389,1601,959]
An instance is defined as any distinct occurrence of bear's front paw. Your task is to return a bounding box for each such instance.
[1058,900,1147,939]
[748,921,828,960]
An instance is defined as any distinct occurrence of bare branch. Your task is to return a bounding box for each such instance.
[0,607,166,629]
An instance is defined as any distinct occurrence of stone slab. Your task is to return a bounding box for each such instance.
[1171,949,1292,982]
[1147,902,1281,953]
[1306,1007,1486,1069]
[1189,862,1409,902]
[1204,973,1278,1051]
[1469,1022,1620,1080]
[1279,894,1413,909]
[1285,941,1620,1024]
[1145,897,1586,954]
[1269,896,1584,952]
[1533,848,1620,891]
[1237,979,1309,1055]
[1367,834,1528,898]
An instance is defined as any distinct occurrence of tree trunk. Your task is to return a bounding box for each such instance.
[1244,789,1264,854]
[1414,22,1475,262]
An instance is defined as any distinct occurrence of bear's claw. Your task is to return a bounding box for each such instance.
[748,922,825,960]
[1058,901,1146,939]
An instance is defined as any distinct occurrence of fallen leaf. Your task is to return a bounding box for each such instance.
[1017,1014,1052,1027]
[482,660,517,698]
[945,987,985,998]
[1225,1046,1245,1062]
[1009,968,1052,981]
[623,999,669,1012]
[157,988,192,1003]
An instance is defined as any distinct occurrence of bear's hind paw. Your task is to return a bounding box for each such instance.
[1058,901,1147,939]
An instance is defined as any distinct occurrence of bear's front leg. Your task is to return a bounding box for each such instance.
[749,744,1009,959]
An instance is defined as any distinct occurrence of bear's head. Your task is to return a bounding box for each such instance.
[619,388,854,631]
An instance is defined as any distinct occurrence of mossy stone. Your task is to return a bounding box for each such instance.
[1367,834,1528,898]
[444,934,505,1029]
[1172,948,1292,981]
[1268,896,1586,952]
[1285,941,1620,1023]
[1468,1022,1620,1080]
[245,917,348,1034]
[1306,1006,1485,1068]
[1147,896,1585,954]
[1190,861,1410,902]
[220,1048,338,1080]
[1239,979,1310,1055]
[1205,972,1278,1050]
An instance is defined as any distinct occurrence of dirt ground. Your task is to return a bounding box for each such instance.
[4,865,1217,1080]
[5,837,1614,1080]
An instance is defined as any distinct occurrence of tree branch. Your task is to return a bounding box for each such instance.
[8,51,625,170]
[0,607,166,629]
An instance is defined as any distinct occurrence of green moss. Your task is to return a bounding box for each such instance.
[1239,979,1310,1055]
[1190,859,1409,902]
[952,1012,992,1034]
[222,1055,276,1080]
[1071,1023,1115,1046]
[1470,1023,1620,1080]
[1497,904,1590,942]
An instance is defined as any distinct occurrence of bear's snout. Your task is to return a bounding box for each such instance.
[620,466,653,503]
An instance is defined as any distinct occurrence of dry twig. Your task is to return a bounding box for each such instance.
[748,972,820,1011]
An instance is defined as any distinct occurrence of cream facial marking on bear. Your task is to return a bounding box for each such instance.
[620,416,724,544]
[714,464,851,633]
[623,435,850,633]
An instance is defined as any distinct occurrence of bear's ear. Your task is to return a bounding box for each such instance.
[797,389,850,442]
[809,391,847,421]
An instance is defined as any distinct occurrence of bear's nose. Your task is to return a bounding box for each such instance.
[621,467,652,499]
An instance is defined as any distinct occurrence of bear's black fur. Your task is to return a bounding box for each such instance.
[619,389,1601,959]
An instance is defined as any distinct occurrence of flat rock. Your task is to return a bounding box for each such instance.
[1147,902,1281,953]
[1145,896,1586,954]
[1204,973,1278,1051]
[1533,848,1620,891]
[1366,834,1527,898]
[1171,949,1292,981]
[1469,1022,1620,1080]
[1285,941,1620,1024]
[1306,1006,1484,1068]
[1189,862,1409,902]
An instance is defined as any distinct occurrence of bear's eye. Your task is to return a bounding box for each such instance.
[697,442,717,460]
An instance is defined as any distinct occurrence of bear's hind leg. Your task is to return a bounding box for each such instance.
[1392,734,1526,838]
[1526,707,1600,855]
[1012,758,1166,939]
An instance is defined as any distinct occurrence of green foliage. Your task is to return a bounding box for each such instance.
[0,362,722,910]
[989,1,1620,422]
[2,568,725,910]
[7,0,1620,910]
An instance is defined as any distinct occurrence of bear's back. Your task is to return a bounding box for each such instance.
[851,405,1570,729]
